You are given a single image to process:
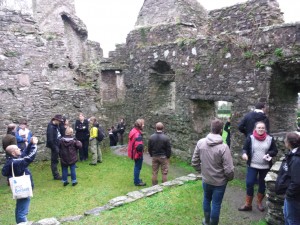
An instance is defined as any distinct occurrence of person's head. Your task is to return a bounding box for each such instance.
[52,114,63,125]
[7,123,16,134]
[134,119,145,130]
[5,145,21,157]
[65,127,74,136]
[156,122,164,131]
[254,121,266,135]
[255,102,266,110]
[89,116,96,124]
[120,118,124,123]
[211,119,224,135]
[284,132,300,149]
[78,113,85,122]
[19,119,28,130]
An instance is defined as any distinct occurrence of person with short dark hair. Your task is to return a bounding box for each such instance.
[117,118,126,145]
[192,119,234,225]
[238,102,270,137]
[46,115,64,180]
[148,122,171,186]
[238,121,278,212]
[128,118,146,186]
[2,123,17,154]
[108,126,118,146]
[2,137,38,224]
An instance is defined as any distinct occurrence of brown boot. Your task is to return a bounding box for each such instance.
[238,195,253,211]
[257,193,265,212]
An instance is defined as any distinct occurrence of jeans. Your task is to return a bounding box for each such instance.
[134,157,143,184]
[246,167,269,196]
[15,197,30,224]
[202,182,227,224]
[152,156,169,185]
[62,164,77,183]
[284,198,300,225]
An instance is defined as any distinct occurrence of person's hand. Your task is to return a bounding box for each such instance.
[242,153,248,161]
[31,137,38,144]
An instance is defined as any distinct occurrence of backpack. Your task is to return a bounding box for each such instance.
[96,126,105,142]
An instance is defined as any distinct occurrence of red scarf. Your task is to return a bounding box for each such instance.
[253,130,267,141]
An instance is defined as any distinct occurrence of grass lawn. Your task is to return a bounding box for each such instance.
[0,147,266,225]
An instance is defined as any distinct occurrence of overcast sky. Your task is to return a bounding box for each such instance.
[74,0,300,57]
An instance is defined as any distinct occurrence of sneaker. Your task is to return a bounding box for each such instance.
[54,176,62,180]
[97,160,102,163]
[63,181,69,186]
[72,182,78,186]
[135,182,146,186]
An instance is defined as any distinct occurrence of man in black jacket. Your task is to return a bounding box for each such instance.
[238,102,270,137]
[148,122,171,186]
[46,115,63,180]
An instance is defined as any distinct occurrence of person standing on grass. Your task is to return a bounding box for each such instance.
[2,137,38,224]
[128,118,146,186]
[238,121,277,212]
[75,113,89,161]
[117,118,126,145]
[192,119,234,225]
[59,127,82,186]
[89,117,103,165]
[148,122,171,186]
[46,115,64,180]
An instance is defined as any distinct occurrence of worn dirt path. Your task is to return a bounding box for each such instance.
[112,145,267,225]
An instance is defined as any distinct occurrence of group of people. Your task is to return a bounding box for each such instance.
[192,102,300,225]
[108,118,126,146]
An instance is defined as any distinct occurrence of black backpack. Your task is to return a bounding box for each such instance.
[96,126,105,142]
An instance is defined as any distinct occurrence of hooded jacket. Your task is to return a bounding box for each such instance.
[192,133,234,186]
[2,143,37,188]
[285,147,300,201]
[238,109,270,137]
[128,127,144,160]
[59,136,82,166]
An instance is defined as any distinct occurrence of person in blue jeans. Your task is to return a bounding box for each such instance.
[2,137,38,224]
[128,119,146,186]
[192,119,234,225]
[59,127,82,186]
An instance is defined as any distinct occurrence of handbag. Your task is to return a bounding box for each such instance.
[9,163,33,199]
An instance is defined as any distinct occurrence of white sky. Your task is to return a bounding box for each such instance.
[74,0,300,57]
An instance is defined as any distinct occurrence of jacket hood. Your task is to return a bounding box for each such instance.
[129,127,141,139]
[252,111,267,121]
[61,136,74,147]
[206,133,223,146]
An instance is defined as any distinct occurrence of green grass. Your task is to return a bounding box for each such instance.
[0,148,266,225]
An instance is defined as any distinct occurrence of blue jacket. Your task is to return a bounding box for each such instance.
[15,127,33,151]
[2,143,37,188]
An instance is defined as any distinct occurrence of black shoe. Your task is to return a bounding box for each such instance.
[135,182,146,186]
[72,182,78,186]
[63,181,69,186]
[97,160,102,163]
[89,163,97,166]
[54,176,62,180]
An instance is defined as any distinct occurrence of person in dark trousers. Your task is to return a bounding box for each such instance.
[117,118,126,145]
[75,113,89,161]
[238,102,270,137]
[192,119,234,225]
[128,119,146,186]
[108,126,118,146]
[224,117,231,147]
[2,137,38,224]
[148,122,171,186]
[59,127,82,186]
[46,115,64,180]
[238,121,278,212]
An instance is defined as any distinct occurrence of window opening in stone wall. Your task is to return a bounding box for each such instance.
[101,70,125,103]
[216,101,232,118]
[149,60,175,115]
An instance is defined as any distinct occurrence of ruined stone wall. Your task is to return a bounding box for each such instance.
[0,9,102,163]
[208,0,284,34]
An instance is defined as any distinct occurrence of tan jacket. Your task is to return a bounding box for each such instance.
[191,133,234,186]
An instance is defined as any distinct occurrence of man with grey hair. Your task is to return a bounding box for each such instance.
[148,122,171,186]
[192,119,234,225]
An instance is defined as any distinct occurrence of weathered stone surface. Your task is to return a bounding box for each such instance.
[84,205,111,216]
[139,185,164,197]
[32,218,60,225]
[160,179,184,187]
[126,190,145,200]
[59,215,84,223]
